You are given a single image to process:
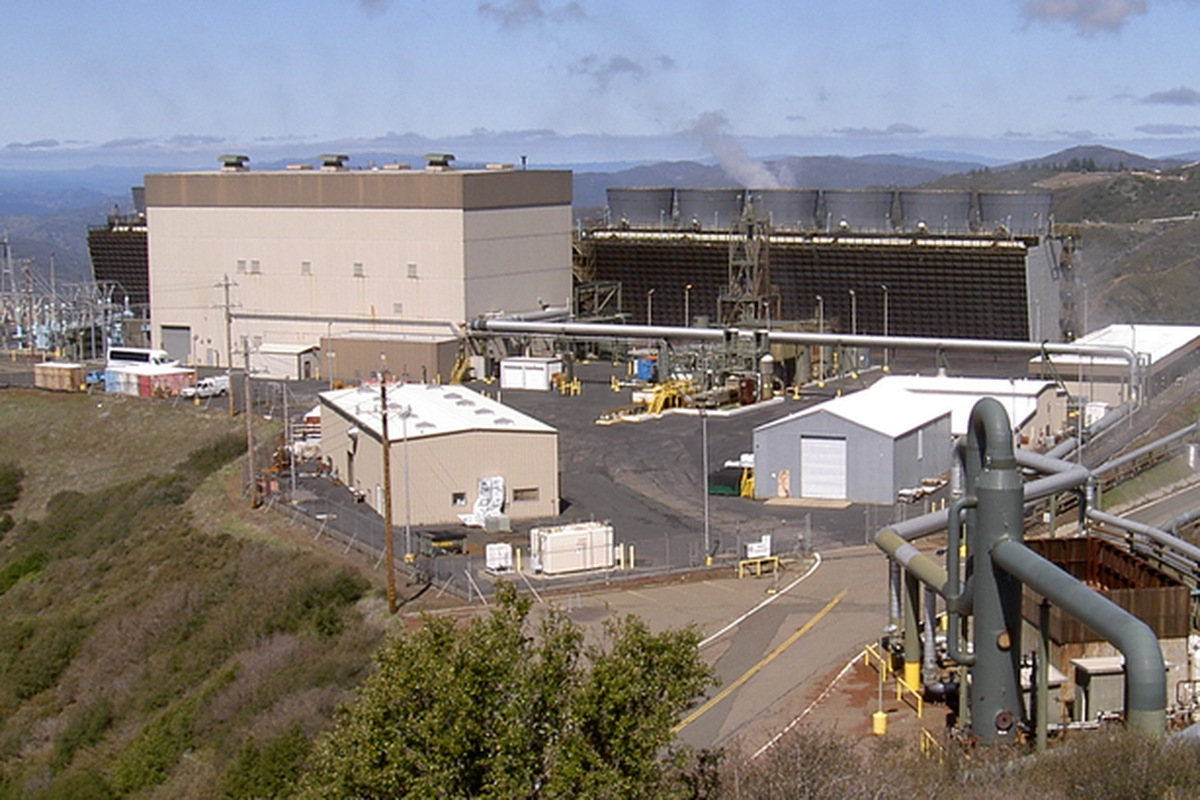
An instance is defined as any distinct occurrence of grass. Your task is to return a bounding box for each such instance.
[0,387,385,798]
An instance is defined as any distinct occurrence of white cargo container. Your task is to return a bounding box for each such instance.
[500,356,563,391]
[529,521,614,575]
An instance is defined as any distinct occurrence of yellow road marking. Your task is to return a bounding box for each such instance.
[673,587,849,734]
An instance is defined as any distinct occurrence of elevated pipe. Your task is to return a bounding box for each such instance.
[991,538,1166,736]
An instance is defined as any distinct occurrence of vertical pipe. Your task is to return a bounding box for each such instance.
[964,397,1025,744]
[903,571,922,689]
[1037,599,1050,752]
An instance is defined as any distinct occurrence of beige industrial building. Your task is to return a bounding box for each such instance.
[318,381,559,526]
[143,156,573,368]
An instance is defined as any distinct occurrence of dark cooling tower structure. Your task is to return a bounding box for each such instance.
[607,188,676,229]
[978,191,1052,236]
[747,189,819,231]
[676,188,745,231]
[898,190,972,234]
[820,189,895,233]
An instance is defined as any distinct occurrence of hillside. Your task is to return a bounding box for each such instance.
[0,389,421,799]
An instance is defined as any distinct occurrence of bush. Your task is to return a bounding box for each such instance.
[0,463,21,513]
[220,725,310,799]
[51,697,114,771]
[109,699,197,794]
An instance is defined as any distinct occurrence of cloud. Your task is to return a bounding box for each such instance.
[1055,129,1100,139]
[101,137,156,149]
[832,123,925,137]
[1139,86,1200,105]
[477,0,586,28]
[168,134,227,147]
[358,0,389,16]
[1018,0,1148,35]
[1136,123,1200,135]
[569,54,673,90]
[4,139,60,150]
[1003,130,1035,138]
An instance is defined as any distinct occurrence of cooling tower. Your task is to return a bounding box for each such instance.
[978,192,1052,236]
[676,188,746,230]
[820,189,895,233]
[747,189,819,231]
[898,190,972,234]
[606,188,675,229]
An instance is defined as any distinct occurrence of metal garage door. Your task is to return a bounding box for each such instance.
[800,436,847,499]
[160,326,191,365]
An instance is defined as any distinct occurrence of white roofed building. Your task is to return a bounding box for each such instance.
[319,382,558,526]
[753,375,1062,504]
[1028,324,1200,405]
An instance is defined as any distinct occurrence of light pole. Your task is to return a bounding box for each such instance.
[849,288,857,374]
[702,408,711,565]
[647,288,656,326]
[684,284,693,327]
[881,284,889,372]
[816,295,825,386]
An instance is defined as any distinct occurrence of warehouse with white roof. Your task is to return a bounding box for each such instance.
[753,375,1062,504]
[319,382,558,526]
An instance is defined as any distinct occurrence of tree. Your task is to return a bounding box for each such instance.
[297,583,715,799]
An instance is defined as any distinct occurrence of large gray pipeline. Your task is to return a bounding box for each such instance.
[991,539,1167,736]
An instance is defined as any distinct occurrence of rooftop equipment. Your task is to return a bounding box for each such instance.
[746,188,819,231]
[676,188,745,231]
[820,189,894,232]
[978,191,1052,236]
[898,190,972,234]
[607,187,676,228]
[218,154,250,171]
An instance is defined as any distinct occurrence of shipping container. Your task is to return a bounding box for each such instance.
[529,521,614,575]
[34,362,85,392]
[105,366,196,398]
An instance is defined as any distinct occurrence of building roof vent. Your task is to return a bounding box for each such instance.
[318,154,350,170]
[219,154,250,171]
[424,153,455,170]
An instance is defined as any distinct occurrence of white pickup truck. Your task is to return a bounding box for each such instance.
[181,375,230,398]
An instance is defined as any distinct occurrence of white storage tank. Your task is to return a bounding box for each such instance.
[529,521,615,575]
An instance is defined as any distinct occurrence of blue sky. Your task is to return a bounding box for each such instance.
[5,0,1200,169]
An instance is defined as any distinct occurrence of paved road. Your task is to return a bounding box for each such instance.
[534,545,892,753]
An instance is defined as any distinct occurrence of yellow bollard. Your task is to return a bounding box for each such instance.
[872,710,888,735]
[905,661,921,691]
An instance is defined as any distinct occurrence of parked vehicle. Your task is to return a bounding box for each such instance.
[181,375,230,398]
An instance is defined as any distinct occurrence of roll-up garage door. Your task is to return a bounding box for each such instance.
[800,436,847,499]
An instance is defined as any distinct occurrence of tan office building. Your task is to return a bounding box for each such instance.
[144,159,572,367]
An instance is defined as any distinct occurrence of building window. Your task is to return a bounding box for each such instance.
[353,262,365,278]
[407,262,418,279]
[392,302,404,315]
[252,336,263,349]
[236,259,247,274]
[451,492,467,506]
[300,260,312,276]
[513,487,540,502]
[250,259,261,275]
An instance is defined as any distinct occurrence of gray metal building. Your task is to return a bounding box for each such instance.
[753,391,952,505]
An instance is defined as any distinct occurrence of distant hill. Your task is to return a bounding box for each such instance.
[1000,145,1184,173]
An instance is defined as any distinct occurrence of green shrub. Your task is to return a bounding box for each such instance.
[0,550,47,596]
[32,769,115,800]
[51,697,114,771]
[6,618,88,701]
[109,699,197,795]
[0,463,21,513]
[221,725,310,799]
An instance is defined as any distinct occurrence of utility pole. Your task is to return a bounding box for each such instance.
[217,275,237,416]
[380,371,398,614]
[244,342,260,508]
